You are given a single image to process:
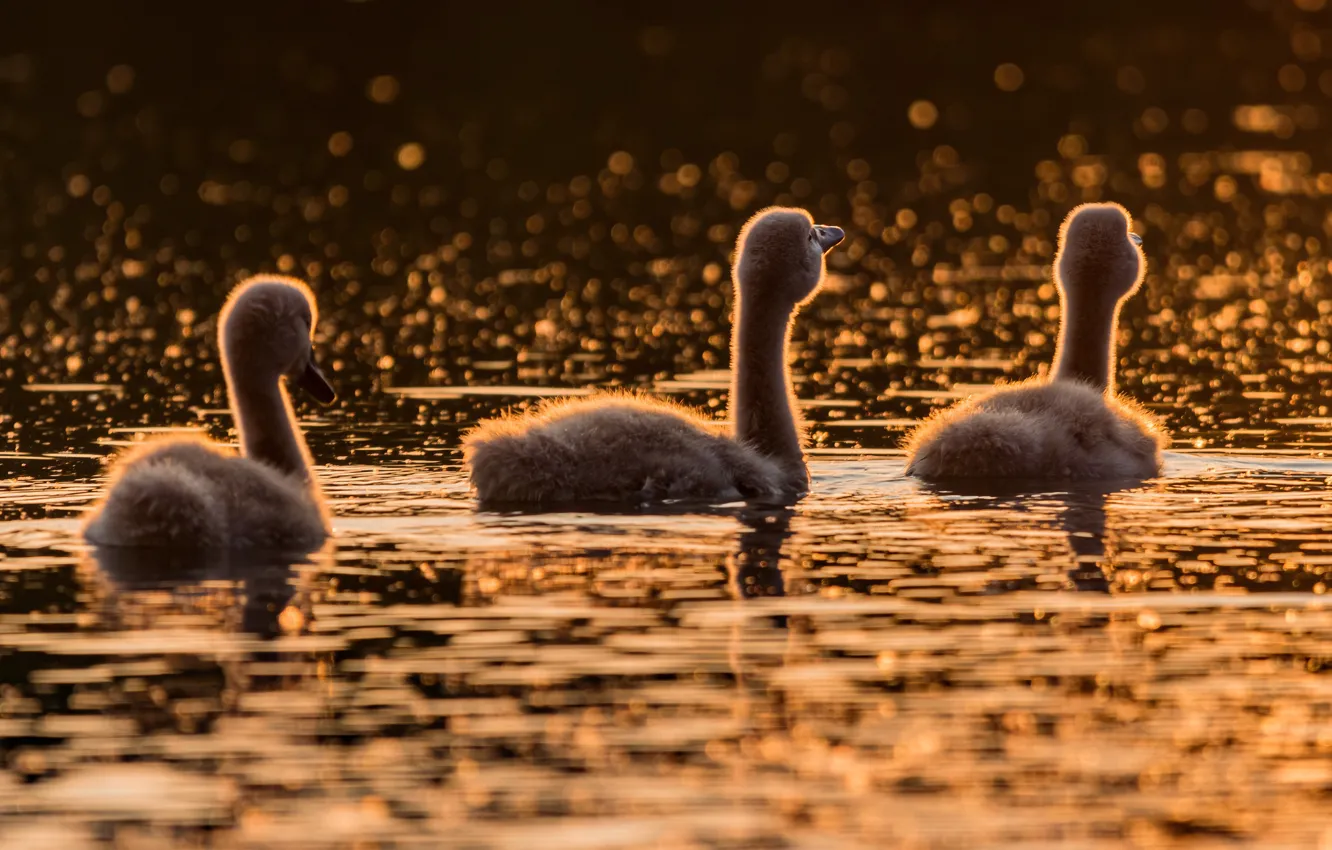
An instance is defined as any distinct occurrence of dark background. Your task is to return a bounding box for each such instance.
[2,0,1299,204]
[1,0,1329,458]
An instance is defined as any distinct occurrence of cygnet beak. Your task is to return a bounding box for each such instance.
[1128,232,1143,246]
[814,225,845,253]
[295,351,337,404]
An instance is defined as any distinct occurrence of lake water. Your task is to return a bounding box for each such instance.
[3,1,1332,847]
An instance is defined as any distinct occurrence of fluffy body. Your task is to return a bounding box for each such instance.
[464,395,788,504]
[463,207,844,506]
[82,438,328,550]
[83,275,334,550]
[904,202,1165,482]
[903,379,1166,480]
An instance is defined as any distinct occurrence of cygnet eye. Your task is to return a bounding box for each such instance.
[1128,232,1143,246]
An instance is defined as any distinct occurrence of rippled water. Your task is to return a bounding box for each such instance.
[4,1,1332,846]
[3,453,1332,847]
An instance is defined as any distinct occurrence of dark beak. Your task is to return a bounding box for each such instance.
[295,353,337,404]
[1129,232,1143,246]
[814,225,845,253]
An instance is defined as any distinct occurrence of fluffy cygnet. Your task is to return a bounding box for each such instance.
[463,207,845,505]
[83,275,336,550]
[904,202,1167,480]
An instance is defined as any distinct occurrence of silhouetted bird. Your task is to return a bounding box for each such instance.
[905,203,1166,480]
[464,207,844,505]
[84,276,336,549]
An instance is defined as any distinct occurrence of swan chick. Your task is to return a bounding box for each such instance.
[904,202,1166,481]
[463,207,844,506]
[83,275,337,550]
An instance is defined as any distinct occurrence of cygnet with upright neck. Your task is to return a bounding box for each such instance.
[904,202,1166,480]
[463,207,844,505]
[83,275,337,550]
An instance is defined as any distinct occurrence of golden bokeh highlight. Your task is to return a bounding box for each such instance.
[106,64,134,94]
[396,142,425,170]
[328,131,353,157]
[1117,65,1146,94]
[1278,64,1307,92]
[66,174,90,198]
[1182,108,1209,133]
[607,151,635,175]
[994,63,1024,92]
[907,100,938,129]
[277,606,306,634]
[367,74,400,104]
[1057,134,1086,158]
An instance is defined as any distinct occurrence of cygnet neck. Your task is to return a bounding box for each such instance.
[730,290,805,487]
[227,361,314,480]
[1051,288,1121,393]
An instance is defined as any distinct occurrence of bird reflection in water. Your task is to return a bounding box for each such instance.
[83,545,321,639]
[1056,484,1120,593]
[727,507,795,601]
[914,478,1151,593]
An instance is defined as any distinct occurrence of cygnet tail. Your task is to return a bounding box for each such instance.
[83,464,226,548]
[905,410,1044,479]
[463,430,577,505]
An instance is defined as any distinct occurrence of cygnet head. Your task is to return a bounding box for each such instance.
[1056,202,1146,305]
[219,275,336,403]
[734,207,844,307]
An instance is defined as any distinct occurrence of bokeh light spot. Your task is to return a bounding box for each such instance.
[106,64,134,94]
[994,63,1024,92]
[396,142,425,170]
[608,151,634,175]
[328,131,353,157]
[907,100,938,129]
[367,75,400,104]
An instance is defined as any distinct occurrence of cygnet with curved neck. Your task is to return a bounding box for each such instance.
[903,202,1166,481]
[84,275,336,550]
[463,207,844,505]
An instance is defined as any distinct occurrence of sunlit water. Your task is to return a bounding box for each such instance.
[5,1,1332,846]
[2,426,1331,847]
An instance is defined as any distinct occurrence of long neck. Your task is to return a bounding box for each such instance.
[730,296,804,478]
[229,371,312,480]
[1051,292,1120,393]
